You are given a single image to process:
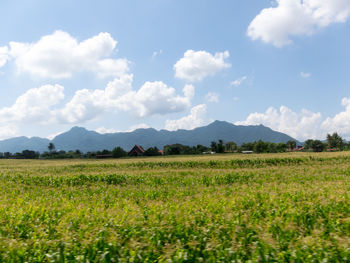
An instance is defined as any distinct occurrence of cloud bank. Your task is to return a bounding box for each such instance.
[237,98,350,141]
[0,76,195,137]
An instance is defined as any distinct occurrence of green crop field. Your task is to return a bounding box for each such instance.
[1,152,350,262]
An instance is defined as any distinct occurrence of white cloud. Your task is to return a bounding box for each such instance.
[56,75,195,123]
[231,76,247,87]
[205,92,219,103]
[152,49,163,59]
[322,98,350,137]
[46,131,64,140]
[0,125,19,140]
[248,0,350,47]
[6,31,129,78]
[0,46,9,67]
[174,50,231,82]
[300,72,311,78]
[0,73,194,134]
[236,106,323,141]
[96,123,151,134]
[165,104,208,131]
[0,84,64,124]
[0,85,64,140]
[96,127,121,134]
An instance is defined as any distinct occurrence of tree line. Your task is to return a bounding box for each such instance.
[0,132,348,159]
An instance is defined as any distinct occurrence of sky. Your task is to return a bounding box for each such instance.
[0,0,350,141]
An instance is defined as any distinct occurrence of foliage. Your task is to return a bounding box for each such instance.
[311,140,326,152]
[48,142,55,152]
[111,147,127,158]
[225,141,237,152]
[217,139,225,153]
[286,140,297,150]
[143,146,162,156]
[164,144,209,155]
[304,139,326,152]
[327,132,344,150]
[304,139,314,150]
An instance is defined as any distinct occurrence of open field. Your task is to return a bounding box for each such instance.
[1,152,350,262]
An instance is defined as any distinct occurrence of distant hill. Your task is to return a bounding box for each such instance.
[0,120,298,153]
[0,136,50,153]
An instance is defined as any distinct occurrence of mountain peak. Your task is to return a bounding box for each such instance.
[69,126,88,132]
[207,120,234,128]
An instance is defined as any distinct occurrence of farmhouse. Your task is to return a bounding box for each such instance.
[128,145,145,156]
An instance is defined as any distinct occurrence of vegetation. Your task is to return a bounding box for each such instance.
[164,144,209,155]
[1,133,350,160]
[0,152,350,261]
[111,147,127,158]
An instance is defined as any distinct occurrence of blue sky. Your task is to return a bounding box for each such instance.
[0,0,350,141]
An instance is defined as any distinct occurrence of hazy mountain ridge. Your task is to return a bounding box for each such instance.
[0,121,297,153]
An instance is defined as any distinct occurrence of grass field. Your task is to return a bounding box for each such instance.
[0,152,350,262]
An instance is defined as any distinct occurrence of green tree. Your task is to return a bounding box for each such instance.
[311,140,325,152]
[112,147,127,158]
[327,132,343,150]
[210,141,217,152]
[21,150,39,159]
[275,143,287,153]
[225,141,237,152]
[144,147,162,156]
[254,140,268,153]
[304,139,314,150]
[286,140,297,150]
[240,142,254,152]
[48,143,55,152]
[217,139,225,153]
[195,144,209,154]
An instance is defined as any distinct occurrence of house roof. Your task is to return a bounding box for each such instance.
[128,145,145,155]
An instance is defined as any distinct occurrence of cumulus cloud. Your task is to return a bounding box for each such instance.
[165,104,208,131]
[322,98,350,137]
[0,74,194,137]
[174,50,230,82]
[236,106,323,141]
[0,84,64,124]
[205,92,219,103]
[56,75,195,123]
[0,125,19,140]
[3,30,129,78]
[231,76,247,87]
[0,84,64,139]
[248,0,350,47]
[0,46,9,67]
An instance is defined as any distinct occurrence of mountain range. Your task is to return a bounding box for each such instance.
[0,121,297,153]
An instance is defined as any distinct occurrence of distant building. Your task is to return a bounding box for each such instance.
[242,151,253,154]
[128,145,145,156]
